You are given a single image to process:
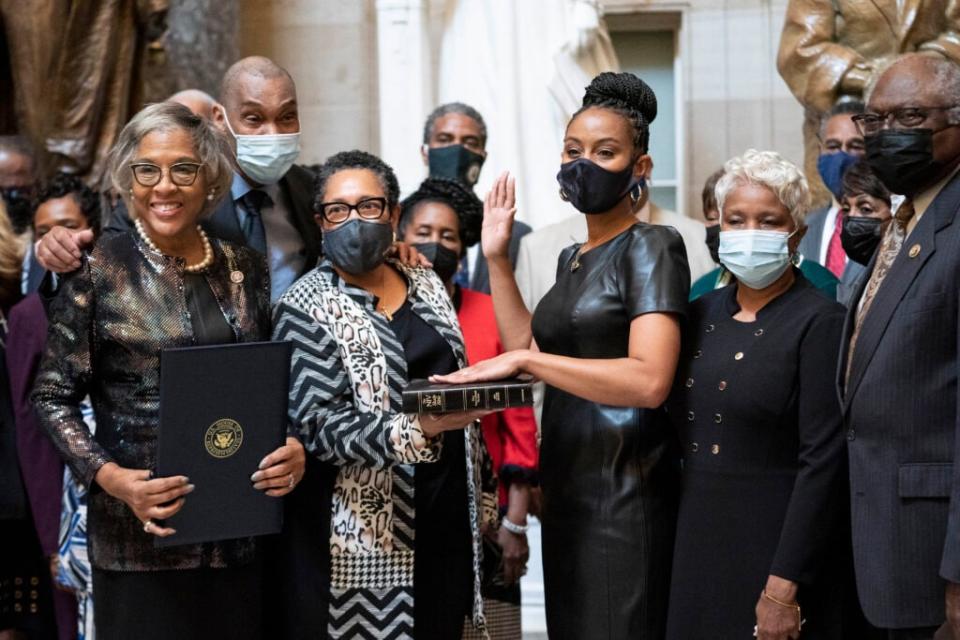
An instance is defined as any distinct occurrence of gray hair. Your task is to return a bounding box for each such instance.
[107,102,233,218]
[422,102,487,146]
[716,149,810,228]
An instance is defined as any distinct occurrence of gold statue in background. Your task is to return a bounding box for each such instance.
[777,0,960,203]
[0,0,169,182]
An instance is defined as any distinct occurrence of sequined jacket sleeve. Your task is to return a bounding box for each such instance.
[31,258,111,487]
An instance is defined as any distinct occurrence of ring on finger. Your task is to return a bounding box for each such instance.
[288,473,295,488]
[143,519,154,533]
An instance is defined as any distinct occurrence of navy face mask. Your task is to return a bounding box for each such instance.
[322,219,394,275]
[556,158,644,214]
[428,145,485,187]
[817,151,859,201]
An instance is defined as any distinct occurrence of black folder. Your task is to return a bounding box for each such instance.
[154,341,291,547]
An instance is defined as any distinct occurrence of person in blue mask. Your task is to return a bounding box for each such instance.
[797,101,867,294]
[34,57,322,304]
[420,102,532,294]
[665,149,852,640]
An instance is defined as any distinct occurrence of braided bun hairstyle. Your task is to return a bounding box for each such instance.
[576,71,657,153]
[399,177,484,251]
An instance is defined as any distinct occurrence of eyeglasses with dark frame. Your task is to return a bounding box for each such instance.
[317,197,389,224]
[130,162,205,187]
[852,106,958,136]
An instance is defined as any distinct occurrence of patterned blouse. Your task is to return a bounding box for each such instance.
[272,259,498,638]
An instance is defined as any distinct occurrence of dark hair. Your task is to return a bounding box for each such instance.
[572,72,657,153]
[34,173,101,229]
[313,150,401,211]
[819,100,865,138]
[422,102,487,147]
[701,167,725,214]
[840,160,891,206]
[398,177,483,252]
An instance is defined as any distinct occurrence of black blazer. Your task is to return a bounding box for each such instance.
[105,165,321,279]
[468,219,531,294]
[838,169,960,628]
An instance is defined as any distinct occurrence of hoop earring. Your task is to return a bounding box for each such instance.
[559,188,569,202]
[790,252,802,267]
[629,183,643,206]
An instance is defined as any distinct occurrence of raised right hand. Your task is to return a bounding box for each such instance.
[419,409,492,437]
[94,462,194,537]
[35,226,94,273]
[482,171,517,261]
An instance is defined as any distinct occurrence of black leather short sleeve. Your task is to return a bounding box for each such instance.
[618,224,690,319]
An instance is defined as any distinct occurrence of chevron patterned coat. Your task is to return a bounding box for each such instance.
[272,259,498,639]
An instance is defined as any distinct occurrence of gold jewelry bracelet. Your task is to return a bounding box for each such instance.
[761,590,799,611]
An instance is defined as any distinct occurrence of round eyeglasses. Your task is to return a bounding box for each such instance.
[130,162,204,187]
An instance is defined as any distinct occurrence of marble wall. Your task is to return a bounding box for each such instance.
[239,0,380,167]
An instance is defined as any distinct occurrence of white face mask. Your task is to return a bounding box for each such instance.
[718,229,795,290]
[222,114,301,185]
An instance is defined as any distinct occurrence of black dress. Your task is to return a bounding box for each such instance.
[389,300,474,639]
[530,223,689,639]
[665,272,848,639]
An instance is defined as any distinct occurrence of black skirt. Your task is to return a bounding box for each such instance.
[92,561,262,640]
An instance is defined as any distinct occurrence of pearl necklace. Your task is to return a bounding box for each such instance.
[135,219,214,273]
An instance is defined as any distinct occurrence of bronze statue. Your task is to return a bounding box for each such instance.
[777,0,960,203]
[0,0,169,182]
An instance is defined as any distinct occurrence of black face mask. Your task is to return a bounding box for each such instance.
[411,242,460,283]
[705,224,720,264]
[865,128,945,196]
[841,215,885,266]
[1,185,35,234]
[557,158,644,214]
[322,219,394,275]
[428,145,486,187]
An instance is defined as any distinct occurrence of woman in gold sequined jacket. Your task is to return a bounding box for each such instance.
[31,103,306,640]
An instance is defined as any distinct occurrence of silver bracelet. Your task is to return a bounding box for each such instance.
[501,517,529,535]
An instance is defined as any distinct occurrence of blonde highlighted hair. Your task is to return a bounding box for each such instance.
[716,149,810,228]
[0,200,24,307]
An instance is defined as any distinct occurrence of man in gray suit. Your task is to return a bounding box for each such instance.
[841,54,960,638]
[798,101,866,305]
[420,102,531,293]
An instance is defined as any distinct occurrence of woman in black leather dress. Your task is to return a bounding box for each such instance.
[32,103,306,640]
[434,72,690,638]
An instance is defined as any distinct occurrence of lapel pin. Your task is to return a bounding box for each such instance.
[908,244,921,259]
[230,270,245,284]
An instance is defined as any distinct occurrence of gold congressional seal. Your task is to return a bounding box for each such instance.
[204,419,243,458]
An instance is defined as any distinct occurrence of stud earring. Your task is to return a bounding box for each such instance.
[207,190,216,201]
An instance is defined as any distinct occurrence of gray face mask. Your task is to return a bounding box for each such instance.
[322,219,394,275]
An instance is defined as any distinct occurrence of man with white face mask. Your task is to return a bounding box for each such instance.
[35,57,321,303]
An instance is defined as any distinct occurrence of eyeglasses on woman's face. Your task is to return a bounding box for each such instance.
[130,162,204,187]
[317,197,389,224]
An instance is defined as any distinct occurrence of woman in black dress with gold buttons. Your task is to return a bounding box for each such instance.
[434,73,689,638]
[665,150,847,640]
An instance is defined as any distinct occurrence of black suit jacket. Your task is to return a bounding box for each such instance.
[105,165,321,280]
[469,219,531,294]
[839,170,960,628]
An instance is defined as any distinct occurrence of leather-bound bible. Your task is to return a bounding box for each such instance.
[402,378,534,414]
[154,341,291,548]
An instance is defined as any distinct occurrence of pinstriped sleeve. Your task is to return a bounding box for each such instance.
[272,300,440,468]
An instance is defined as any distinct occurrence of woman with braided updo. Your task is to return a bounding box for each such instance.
[434,72,690,637]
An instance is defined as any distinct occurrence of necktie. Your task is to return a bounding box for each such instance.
[453,254,470,289]
[825,210,846,278]
[844,199,916,386]
[240,190,270,255]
